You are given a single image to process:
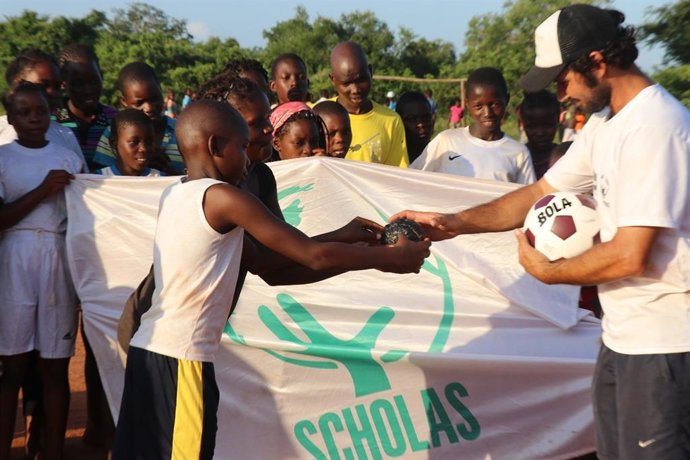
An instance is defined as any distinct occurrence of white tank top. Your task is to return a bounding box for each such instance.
[130,178,244,361]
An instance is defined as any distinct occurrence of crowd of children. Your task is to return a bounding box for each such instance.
[0,39,576,459]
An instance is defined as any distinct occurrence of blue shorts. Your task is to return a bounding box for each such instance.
[113,347,219,460]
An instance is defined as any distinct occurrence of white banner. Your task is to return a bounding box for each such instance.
[65,158,600,459]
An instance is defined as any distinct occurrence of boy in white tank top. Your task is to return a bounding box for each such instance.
[113,100,432,459]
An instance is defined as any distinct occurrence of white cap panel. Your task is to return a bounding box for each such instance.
[534,10,563,68]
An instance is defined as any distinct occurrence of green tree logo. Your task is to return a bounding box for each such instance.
[277,183,314,227]
[224,255,454,397]
[226,184,454,397]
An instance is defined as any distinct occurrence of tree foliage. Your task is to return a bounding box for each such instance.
[640,0,690,65]
[458,0,603,116]
[258,7,454,102]
[640,0,690,105]
[396,28,456,78]
[653,65,690,107]
[0,4,244,106]
[94,3,244,105]
[108,2,190,39]
[0,0,686,121]
[0,10,106,95]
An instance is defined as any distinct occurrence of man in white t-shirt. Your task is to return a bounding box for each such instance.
[392,5,690,458]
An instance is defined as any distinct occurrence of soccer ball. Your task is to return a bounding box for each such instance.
[523,192,600,261]
[382,218,427,245]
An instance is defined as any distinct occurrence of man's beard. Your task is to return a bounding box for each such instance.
[580,78,611,114]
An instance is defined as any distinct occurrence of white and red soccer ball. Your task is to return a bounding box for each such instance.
[523,192,600,261]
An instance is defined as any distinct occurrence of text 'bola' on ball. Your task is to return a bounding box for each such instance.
[523,192,601,261]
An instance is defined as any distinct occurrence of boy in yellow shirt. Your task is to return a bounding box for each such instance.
[329,42,409,167]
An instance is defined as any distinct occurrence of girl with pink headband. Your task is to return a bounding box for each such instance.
[269,101,328,160]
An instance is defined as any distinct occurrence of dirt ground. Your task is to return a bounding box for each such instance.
[11,327,107,460]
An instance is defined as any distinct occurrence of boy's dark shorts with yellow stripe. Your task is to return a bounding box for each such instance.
[113,347,219,460]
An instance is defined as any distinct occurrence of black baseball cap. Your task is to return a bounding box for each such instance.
[519,4,619,93]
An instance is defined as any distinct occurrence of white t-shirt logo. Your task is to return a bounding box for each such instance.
[594,173,610,207]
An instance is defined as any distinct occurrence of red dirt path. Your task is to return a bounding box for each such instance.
[11,327,106,460]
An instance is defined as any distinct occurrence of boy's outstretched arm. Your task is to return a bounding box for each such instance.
[0,169,73,231]
[241,237,341,285]
[259,182,382,244]
[312,216,383,244]
[245,217,384,285]
[247,171,381,263]
[390,178,556,241]
[205,184,430,275]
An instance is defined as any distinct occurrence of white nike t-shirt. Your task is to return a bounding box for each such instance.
[411,127,535,184]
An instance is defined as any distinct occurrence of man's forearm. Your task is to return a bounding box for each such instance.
[455,179,554,235]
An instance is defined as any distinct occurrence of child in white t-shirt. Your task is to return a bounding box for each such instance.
[0,49,87,170]
[0,82,83,459]
[412,67,535,185]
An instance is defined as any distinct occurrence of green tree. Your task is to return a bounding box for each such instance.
[260,7,456,104]
[641,0,690,65]
[260,7,398,101]
[641,0,690,107]
[95,3,243,106]
[0,4,246,108]
[0,10,106,95]
[652,66,690,107]
[262,6,330,74]
[107,2,190,39]
[338,11,396,73]
[458,0,602,116]
[396,28,456,78]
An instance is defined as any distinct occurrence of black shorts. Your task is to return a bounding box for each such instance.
[113,347,219,460]
[592,345,690,459]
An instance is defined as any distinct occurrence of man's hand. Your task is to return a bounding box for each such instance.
[515,228,560,283]
[389,210,459,241]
